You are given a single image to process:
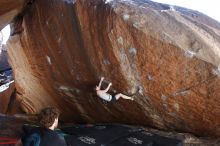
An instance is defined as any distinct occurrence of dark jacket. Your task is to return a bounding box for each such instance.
[22,125,67,146]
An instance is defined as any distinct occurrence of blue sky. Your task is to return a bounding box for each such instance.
[1,25,10,44]
[1,0,220,44]
[151,0,220,22]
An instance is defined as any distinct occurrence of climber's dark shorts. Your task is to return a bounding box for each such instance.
[110,95,117,103]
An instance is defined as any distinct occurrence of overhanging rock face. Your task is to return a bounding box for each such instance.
[6,0,220,137]
[0,0,25,30]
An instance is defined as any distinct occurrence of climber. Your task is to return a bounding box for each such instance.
[16,107,67,146]
[96,77,134,102]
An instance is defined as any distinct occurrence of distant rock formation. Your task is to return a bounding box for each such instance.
[0,45,11,72]
[0,32,2,48]
[0,32,14,114]
[1,0,220,137]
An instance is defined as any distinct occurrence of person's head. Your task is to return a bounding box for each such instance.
[95,86,100,91]
[38,107,60,130]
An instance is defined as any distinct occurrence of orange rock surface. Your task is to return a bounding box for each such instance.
[0,0,25,30]
[0,81,15,113]
[1,0,220,137]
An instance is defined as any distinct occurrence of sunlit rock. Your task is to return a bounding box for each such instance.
[3,0,220,137]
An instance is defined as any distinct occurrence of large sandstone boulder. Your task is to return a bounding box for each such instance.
[0,0,25,30]
[2,0,220,137]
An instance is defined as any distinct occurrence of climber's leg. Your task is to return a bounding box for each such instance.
[114,93,134,101]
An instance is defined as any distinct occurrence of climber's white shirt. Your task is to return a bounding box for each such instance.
[97,91,112,102]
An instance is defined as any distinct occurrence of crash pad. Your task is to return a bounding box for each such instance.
[62,124,182,146]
